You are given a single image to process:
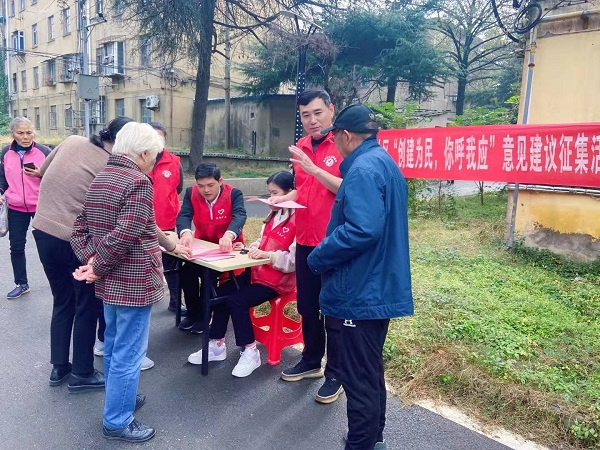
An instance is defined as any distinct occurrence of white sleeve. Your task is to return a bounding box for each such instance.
[270,241,296,274]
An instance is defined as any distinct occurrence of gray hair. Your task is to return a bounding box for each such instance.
[112,122,164,159]
[10,116,34,133]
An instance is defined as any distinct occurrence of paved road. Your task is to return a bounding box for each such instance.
[0,232,512,450]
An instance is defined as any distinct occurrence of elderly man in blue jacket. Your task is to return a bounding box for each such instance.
[307,104,414,450]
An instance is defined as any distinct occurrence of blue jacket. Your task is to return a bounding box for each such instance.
[307,137,413,320]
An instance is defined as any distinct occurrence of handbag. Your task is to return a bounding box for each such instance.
[0,195,8,237]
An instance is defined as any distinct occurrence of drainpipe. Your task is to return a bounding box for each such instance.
[508,25,536,249]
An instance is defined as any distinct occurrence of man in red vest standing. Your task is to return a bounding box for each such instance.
[176,163,247,334]
[148,123,185,316]
[277,89,344,405]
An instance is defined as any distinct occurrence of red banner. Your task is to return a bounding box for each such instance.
[377,123,600,188]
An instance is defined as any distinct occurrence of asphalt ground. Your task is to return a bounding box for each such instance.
[0,228,512,450]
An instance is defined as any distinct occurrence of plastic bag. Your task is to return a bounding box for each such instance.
[0,196,8,237]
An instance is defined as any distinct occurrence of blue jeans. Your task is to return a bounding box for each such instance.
[103,304,151,430]
[7,208,34,285]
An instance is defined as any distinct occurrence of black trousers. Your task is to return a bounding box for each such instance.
[179,261,219,322]
[296,244,341,379]
[33,230,100,376]
[8,208,35,285]
[341,318,390,450]
[161,228,180,305]
[209,274,278,346]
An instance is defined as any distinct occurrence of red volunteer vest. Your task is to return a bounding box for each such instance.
[149,149,181,230]
[251,212,296,294]
[190,183,244,244]
[294,132,342,246]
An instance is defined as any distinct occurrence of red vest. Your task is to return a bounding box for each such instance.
[294,132,342,246]
[149,149,181,230]
[251,212,296,294]
[190,183,244,244]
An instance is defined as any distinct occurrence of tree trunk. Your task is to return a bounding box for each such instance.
[455,75,467,116]
[386,78,397,104]
[189,0,217,173]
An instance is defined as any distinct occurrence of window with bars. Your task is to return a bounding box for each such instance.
[65,105,73,128]
[49,105,57,128]
[140,100,151,123]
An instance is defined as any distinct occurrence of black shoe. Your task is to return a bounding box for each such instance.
[178,317,195,331]
[102,418,156,443]
[280,360,324,382]
[68,369,105,393]
[190,320,205,334]
[315,377,344,404]
[49,363,72,386]
[168,302,187,316]
[343,432,386,449]
[134,394,146,412]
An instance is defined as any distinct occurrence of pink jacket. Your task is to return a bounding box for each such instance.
[0,142,49,212]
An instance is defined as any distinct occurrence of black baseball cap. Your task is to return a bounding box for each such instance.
[321,104,379,135]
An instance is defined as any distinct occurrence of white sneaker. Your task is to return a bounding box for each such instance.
[188,340,227,365]
[231,347,261,378]
[141,356,155,371]
[94,341,104,357]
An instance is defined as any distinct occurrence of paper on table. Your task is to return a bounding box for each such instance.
[246,197,306,209]
[198,254,237,262]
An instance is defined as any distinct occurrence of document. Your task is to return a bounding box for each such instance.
[247,197,306,209]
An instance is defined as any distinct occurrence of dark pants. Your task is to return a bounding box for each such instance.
[341,318,390,450]
[209,274,279,346]
[8,208,35,285]
[33,230,100,376]
[97,300,106,342]
[296,244,342,379]
[180,261,218,322]
[163,252,180,306]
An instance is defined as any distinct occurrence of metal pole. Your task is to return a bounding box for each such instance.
[508,26,536,249]
[79,0,90,137]
[5,0,12,116]
[294,43,307,143]
[224,8,231,150]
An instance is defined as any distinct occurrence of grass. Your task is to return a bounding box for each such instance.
[383,192,600,449]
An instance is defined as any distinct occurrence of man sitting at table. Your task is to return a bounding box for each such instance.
[176,162,247,333]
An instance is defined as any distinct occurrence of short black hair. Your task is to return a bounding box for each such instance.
[90,116,133,148]
[266,171,294,192]
[195,162,221,181]
[149,122,167,139]
[297,89,331,107]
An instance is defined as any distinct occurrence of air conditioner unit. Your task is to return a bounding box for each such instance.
[90,116,100,124]
[103,55,114,65]
[145,95,160,110]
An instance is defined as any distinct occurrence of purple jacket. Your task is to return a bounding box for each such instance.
[0,142,50,212]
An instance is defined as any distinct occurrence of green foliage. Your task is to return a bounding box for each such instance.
[367,102,423,130]
[0,114,11,135]
[448,96,519,126]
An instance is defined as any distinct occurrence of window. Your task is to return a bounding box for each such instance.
[48,16,55,41]
[43,59,56,85]
[20,70,26,91]
[91,95,106,124]
[34,107,40,129]
[65,104,73,127]
[12,73,17,92]
[22,108,27,118]
[18,0,24,11]
[33,66,39,89]
[97,41,125,76]
[32,23,38,47]
[96,0,103,16]
[140,100,151,123]
[114,0,124,15]
[12,30,25,53]
[32,0,38,5]
[13,109,18,118]
[62,8,70,35]
[9,0,14,17]
[115,99,125,117]
[140,37,151,67]
[49,105,57,128]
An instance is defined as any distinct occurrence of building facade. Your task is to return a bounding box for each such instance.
[2,0,248,147]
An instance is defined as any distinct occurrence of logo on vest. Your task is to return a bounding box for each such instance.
[323,155,337,167]
[282,227,289,233]
[218,208,225,215]
[162,170,172,178]
[276,226,291,239]
[343,319,356,328]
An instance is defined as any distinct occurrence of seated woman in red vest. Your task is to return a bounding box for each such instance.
[187,171,296,378]
[176,163,247,334]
